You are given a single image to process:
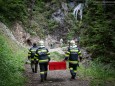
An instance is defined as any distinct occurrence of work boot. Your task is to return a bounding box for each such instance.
[40,74,44,82]
[35,69,37,73]
[44,73,47,80]
[35,63,38,73]
[70,75,76,81]
[32,68,35,73]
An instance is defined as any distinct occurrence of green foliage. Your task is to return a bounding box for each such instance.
[0,35,26,86]
[48,20,59,33]
[50,52,64,61]
[0,0,27,25]
[80,0,115,64]
[78,60,115,86]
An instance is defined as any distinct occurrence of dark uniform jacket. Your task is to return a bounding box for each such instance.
[35,46,50,63]
[28,46,38,61]
[65,46,82,64]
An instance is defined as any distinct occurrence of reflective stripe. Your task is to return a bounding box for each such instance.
[30,57,39,61]
[34,57,37,59]
[35,54,38,56]
[65,54,69,57]
[47,52,50,55]
[70,68,73,70]
[42,50,47,52]
[70,50,78,52]
[38,51,41,53]
[78,51,81,54]
[31,58,34,61]
[31,50,36,51]
[74,70,77,73]
[66,51,70,54]
[69,61,78,64]
[39,59,48,63]
[38,50,47,53]
[28,52,31,54]
[40,72,44,74]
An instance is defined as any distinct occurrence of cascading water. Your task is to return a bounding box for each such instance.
[73,3,84,20]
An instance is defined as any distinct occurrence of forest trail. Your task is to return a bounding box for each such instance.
[49,47,65,54]
[24,47,90,86]
[24,64,89,86]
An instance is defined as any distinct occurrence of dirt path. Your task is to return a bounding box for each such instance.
[24,64,89,86]
[49,48,65,54]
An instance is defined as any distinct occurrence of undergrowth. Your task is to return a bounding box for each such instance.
[0,34,27,86]
[78,60,115,86]
[50,52,64,61]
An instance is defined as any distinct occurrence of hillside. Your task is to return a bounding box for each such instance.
[0,0,115,86]
[0,23,28,86]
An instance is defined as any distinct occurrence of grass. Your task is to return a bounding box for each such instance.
[0,34,27,86]
[50,51,65,61]
[78,60,115,86]
[48,51,115,86]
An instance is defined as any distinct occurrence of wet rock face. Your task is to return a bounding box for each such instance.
[52,9,65,23]
[73,3,84,20]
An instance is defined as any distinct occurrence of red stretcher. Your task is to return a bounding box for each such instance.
[48,61,66,70]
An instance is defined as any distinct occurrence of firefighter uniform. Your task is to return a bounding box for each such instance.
[28,44,38,73]
[35,46,50,82]
[64,43,82,79]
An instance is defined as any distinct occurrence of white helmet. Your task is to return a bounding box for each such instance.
[39,40,44,46]
[70,40,77,47]
[70,40,75,45]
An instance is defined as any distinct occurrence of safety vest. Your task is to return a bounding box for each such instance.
[35,47,50,63]
[65,47,82,64]
[28,47,38,59]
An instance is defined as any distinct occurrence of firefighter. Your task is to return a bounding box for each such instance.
[28,43,38,73]
[34,40,50,82]
[64,40,82,80]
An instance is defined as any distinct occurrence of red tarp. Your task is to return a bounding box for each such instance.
[48,61,66,70]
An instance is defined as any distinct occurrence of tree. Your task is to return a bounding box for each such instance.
[80,0,115,64]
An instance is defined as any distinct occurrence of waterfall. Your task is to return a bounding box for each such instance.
[73,3,84,20]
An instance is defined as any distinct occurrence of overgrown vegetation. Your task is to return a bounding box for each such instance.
[33,0,80,39]
[0,0,27,25]
[79,0,115,65]
[50,51,115,85]
[50,52,64,61]
[0,0,115,85]
[78,60,115,86]
[0,34,27,86]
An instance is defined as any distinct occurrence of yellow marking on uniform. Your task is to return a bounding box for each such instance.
[70,68,73,70]
[40,72,44,74]
[69,61,78,64]
[39,59,49,63]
